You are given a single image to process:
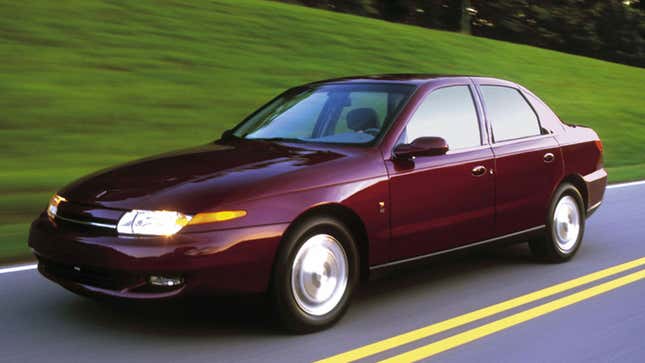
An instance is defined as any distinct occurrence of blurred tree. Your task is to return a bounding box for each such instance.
[381,0,415,23]
[284,0,380,17]
[279,0,645,67]
[469,0,644,67]
[460,0,473,34]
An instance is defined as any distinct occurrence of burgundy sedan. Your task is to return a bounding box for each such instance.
[29,75,606,332]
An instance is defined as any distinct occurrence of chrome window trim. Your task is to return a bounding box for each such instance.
[386,144,492,162]
[489,133,554,147]
[444,144,492,155]
[370,225,545,270]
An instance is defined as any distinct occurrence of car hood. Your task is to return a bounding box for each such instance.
[59,139,384,213]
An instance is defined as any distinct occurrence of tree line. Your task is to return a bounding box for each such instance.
[279,0,645,67]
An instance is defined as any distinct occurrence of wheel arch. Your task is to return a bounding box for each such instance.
[559,174,588,210]
[281,203,370,282]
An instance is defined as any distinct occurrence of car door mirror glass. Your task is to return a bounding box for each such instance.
[393,136,449,159]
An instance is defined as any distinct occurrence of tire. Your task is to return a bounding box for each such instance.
[270,215,359,333]
[529,183,586,262]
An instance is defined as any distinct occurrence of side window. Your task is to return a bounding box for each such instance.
[404,86,481,150]
[480,86,541,142]
[524,91,565,133]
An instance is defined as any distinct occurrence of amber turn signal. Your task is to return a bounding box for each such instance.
[189,210,247,225]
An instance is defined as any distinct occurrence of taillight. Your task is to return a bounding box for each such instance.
[594,139,603,154]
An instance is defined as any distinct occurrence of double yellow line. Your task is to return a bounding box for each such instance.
[317,257,645,363]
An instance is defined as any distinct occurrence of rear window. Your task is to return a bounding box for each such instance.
[480,86,541,142]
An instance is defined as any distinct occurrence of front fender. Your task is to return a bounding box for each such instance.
[180,176,390,266]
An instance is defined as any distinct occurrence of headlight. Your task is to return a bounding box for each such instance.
[117,209,247,236]
[117,210,192,236]
[47,194,67,220]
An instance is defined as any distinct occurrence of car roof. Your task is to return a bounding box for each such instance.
[304,74,516,87]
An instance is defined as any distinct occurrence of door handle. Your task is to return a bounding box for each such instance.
[544,152,555,163]
[472,165,487,176]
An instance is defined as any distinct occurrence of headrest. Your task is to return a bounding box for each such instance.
[346,108,379,131]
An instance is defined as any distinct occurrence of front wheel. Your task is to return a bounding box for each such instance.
[530,183,585,262]
[271,216,359,333]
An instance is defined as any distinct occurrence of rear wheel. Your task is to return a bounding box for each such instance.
[530,183,585,262]
[271,216,359,333]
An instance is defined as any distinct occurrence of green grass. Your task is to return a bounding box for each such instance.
[1,0,644,262]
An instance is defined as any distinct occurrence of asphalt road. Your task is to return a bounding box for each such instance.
[1,182,645,363]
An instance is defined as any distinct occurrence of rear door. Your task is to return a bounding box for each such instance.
[386,81,495,261]
[475,81,564,236]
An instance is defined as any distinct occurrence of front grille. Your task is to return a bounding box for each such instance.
[39,258,142,291]
[53,201,122,235]
[54,217,117,236]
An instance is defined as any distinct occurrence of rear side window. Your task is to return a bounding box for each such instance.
[404,85,481,150]
[480,86,541,142]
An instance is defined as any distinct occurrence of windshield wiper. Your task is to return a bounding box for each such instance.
[251,137,307,143]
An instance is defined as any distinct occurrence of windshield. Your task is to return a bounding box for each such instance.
[232,83,416,145]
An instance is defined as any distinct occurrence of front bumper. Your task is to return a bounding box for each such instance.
[29,214,287,299]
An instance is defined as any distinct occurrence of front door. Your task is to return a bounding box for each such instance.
[386,84,495,262]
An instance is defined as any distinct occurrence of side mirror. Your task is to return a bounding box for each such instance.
[220,129,234,140]
[393,137,449,159]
